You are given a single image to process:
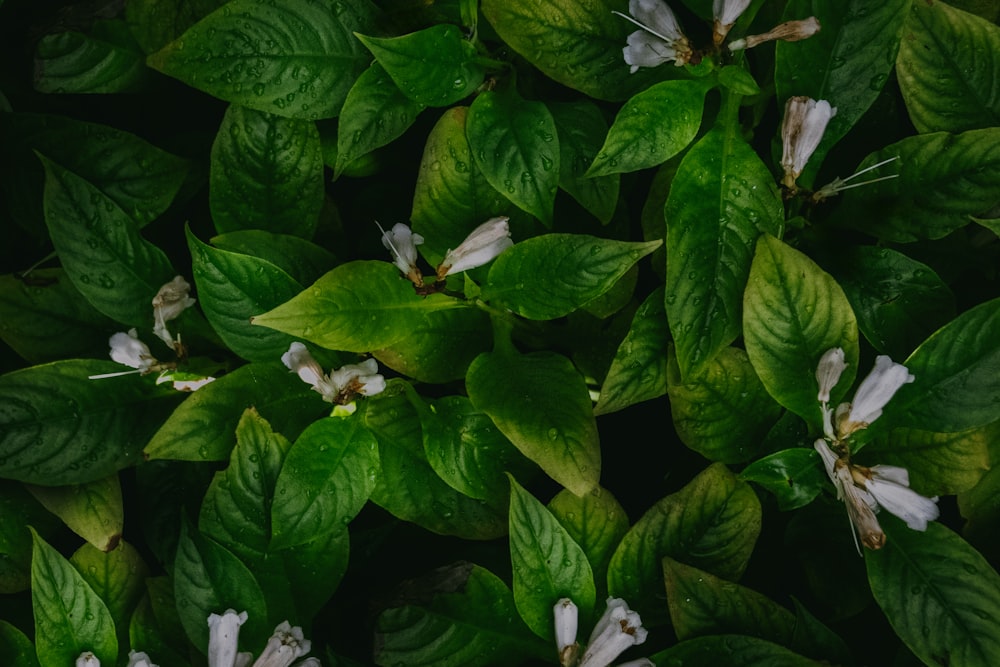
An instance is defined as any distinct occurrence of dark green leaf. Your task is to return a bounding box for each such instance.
[548,486,629,598]
[743,235,859,426]
[374,307,492,383]
[482,234,660,320]
[607,463,762,624]
[867,518,1000,667]
[665,128,784,379]
[0,620,40,667]
[548,101,619,224]
[897,0,1000,133]
[128,577,194,667]
[788,599,855,666]
[27,475,123,552]
[35,22,148,93]
[356,25,483,106]
[210,104,323,238]
[466,349,600,497]
[740,448,826,511]
[148,0,377,119]
[651,635,820,666]
[210,229,336,286]
[0,484,61,594]
[125,0,227,54]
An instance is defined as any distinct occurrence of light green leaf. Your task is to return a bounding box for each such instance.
[466,348,600,497]
[607,463,762,624]
[834,129,1000,242]
[549,100,619,224]
[251,261,466,352]
[40,155,176,327]
[148,0,376,120]
[740,448,827,511]
[897,0,1000,133]
[743,235,859,427]
[587,80,707,177]
[482,234,660,320]
[335,62,425,177]
[548,486,629,598]
[374,563,545,667]
[594,287,669,416]
[356,25,483,107]
[188,228,304,361]
[508,476,596,640]
[210,229,336,286]
[0,360,179,485]
[210,104,323,238]
[27,475,123,552]
[466,91,560,226]
[31,529,117,666]
[144,362,326,462]
[775,0,910,184]
[667,346,782,464]
[652,635,820,666]
[665,128,784,380]
[374,307,492,384]
[717,65,760,96]
[34,22,148,93]
[867,518,1000,667]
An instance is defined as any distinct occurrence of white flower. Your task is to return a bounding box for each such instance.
[859,464,940,531]
[815,440,885,550]
[728,16,821,52]
[126,651,159,667]
[208,609,248,667]
[614,0,692,72]
[109,329,158,373]
[579,597,648,667]
[553,598,580,667]
[843,355,914,429]
[282,342,385,404]
[251,621,312,667]
[435,216,513,279]
[616,661,656,667]
[153,275,196,348]
[713,0,751,43]
[77,652,101,667]
[780,96,835,189]
[380,222,425,284]
[815,347,847,404]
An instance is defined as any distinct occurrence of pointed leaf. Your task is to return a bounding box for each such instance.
[548,486,629,597]
[125,0,227,54]
[0,484,62,594]
[652,635,819,666]
[209,230,335,286]
[740,448,827,511]
[27,475,123,552]
[0,620,40,667]
[550,101,619,224]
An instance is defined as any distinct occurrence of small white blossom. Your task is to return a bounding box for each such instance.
[329,358,387,397]
[109,329,158,373]
[251,621,312,667]
[380,222,425,285]
[208,609,248,667]
[713,0,751,43]
[861,464,940,531]
[614,0,692,72]
[815,347,847,404]
[554,598,580,667]
[153,275,196,348]
[780,96,836,189]
[77,652,101,667]
[126,651,159,667]
[436,216,513,279]
[728,16,821,52]
[282,342,385,404]
[842,355,915,431]
[579,597,648,667]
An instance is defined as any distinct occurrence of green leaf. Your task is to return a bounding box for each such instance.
[587,80,707,177]
[740,448,827,511]
[0,360,179,485]
[548,486,629,598]
[188,228,304,361]
[508,476,596,639]
[664,558,795,644]
[481,0,674,101]
[788,599,855,666]
[466,348,600,497]
[374,563,545,667]
[411,107,532,267]
[148,0,376,120]
[335,62,425,177]
[828,246,955,359]
[210,229,336,286]
[0,484,62,594]
[833,129,1000,242]
[144,362,326,462]
[128,577,193,667]
[959,447,1000,564]
[419,395,536,504]
[34,22,148,93]
[356,25,483,107]
[30,529,117,666]
[125,0,227,54]
[867,518,1000,667]
[667,346,782,464]
[775,0,910,183]
[209,104,323,238]
[466,91,560,226]
[482,234,660,320]
[743,235,859,426]
[251,261,466,352]
[27,475,123,552]
[607,463,762,623]
[0,270,116,364]
[897,0,1000,133]
[271,414,378,548]
[652,635,820,666]
[549,101,619,224]
[374,307,492,383]
[173,520,268,650]
[594,287,669,416]
[40,155,176,327]
[366,386,507,539]
[0,620,40,667]
[665,128,784,380]
[891,297,1000,433]
[717,65,761,96]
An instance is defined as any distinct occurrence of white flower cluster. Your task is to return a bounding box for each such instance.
[812,348,938,550]
[553,597,652,667]
[207,609,320,667]
[281,342,385,406]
